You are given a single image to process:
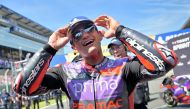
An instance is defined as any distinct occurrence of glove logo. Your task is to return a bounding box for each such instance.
[126,37,165,71]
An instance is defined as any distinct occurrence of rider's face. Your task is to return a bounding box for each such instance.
[72,25,102,57]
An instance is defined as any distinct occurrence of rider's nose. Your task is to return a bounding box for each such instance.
[81,32,89,39]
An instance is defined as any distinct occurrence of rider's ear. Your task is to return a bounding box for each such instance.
[71,45,77,50]
[97,31,103,41]
[71,46,78,55]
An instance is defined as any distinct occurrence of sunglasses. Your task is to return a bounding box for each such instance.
[72,25,96,41]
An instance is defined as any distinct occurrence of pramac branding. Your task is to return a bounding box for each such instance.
[67,76,123,100]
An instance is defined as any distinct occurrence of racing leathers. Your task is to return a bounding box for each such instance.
[13,25,178,109]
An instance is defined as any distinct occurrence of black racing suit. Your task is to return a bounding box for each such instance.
[13,25,178,109]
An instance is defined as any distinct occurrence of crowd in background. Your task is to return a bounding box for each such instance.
[0,89,64,109]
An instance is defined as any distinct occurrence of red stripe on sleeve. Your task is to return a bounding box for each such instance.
[29,58,51,94]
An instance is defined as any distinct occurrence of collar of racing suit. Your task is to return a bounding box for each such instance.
[81,56,109,69]
[81,57,109,78]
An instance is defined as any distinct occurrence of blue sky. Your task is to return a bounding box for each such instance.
[1,0,190,53]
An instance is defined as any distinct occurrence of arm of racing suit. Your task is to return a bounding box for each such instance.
[115,25,178,93]
[13,44,62,96]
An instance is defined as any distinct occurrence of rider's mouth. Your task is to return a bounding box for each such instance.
[83,40,94,46]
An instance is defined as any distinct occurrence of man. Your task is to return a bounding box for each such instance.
[52,89,64,109]
[13,15,178,109]
[24,96,31,109]
[108,38,149,109]
[0,89,10,109]
[31,95,39,109]
[108,38,129,59]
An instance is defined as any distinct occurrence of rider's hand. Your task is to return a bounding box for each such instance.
[94,15,120,38]
[48,25,71,50]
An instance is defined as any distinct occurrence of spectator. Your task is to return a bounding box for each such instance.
[108,38,129,59]
[108,38,149,109]
[53,89,63,109]
[0,89,10,109]
[15,94,22,109]
[9,91,16,109]
[31,95,39,109]
[44,93,50,106]
[108,38,135,109]
[24,96,31,109]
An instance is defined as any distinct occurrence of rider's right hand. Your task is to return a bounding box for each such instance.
[48,25,71,50]
[94,15,120,39]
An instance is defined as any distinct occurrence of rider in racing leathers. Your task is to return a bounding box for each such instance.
[13,15,178,109]
[173,75,190,95]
